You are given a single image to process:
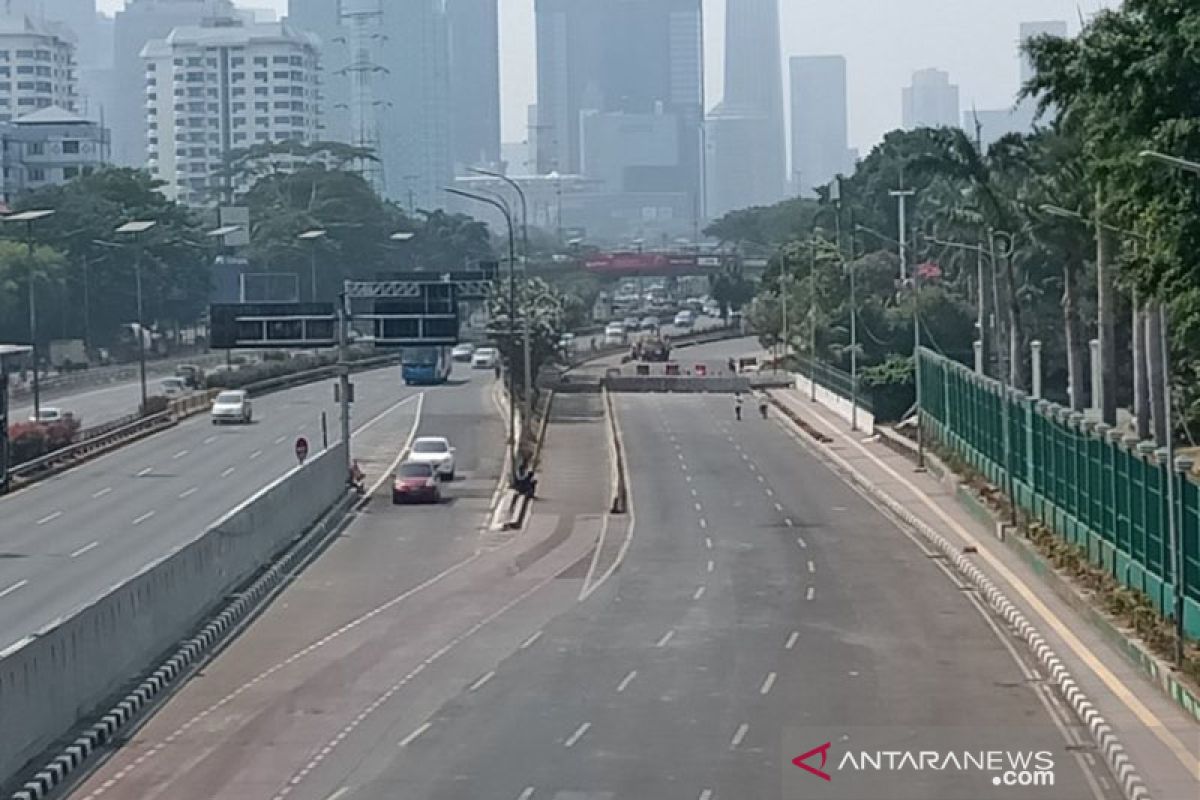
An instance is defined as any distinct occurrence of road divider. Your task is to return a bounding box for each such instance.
[1,443,350,799]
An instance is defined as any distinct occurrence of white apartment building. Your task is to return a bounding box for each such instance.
[142,17,319,205]
[0,13,77,124]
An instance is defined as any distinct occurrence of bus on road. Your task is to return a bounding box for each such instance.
[401,346,452,385]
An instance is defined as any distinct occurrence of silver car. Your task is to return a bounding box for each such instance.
[210,390,252,424]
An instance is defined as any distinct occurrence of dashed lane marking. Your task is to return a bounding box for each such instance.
[707,560,714,573]
[136,466,153,477]
[807,586,815,601]
[785,631,799,650]
[520,630,543,649]
[617,670,637,693]
[203,436,216,445]
[796,536,807,549]
[398,722,431,748]
[807,559,816,574]
[250,449,262,460]
[564,722,592,749]
[730,723,749,749]
[774,502,783,512]
[36,511,62,525]
[221,467,236,477]
[699,518,707,529]
[784,517,794,527]
[172,449,189,460]
[468,671,495,692]
[693,586,706,600]
[655,629,675,647]
[178,487,198,499]
[705,537,713,549]
[760,672,777,695]
[92,487,112,499]
[70,541,99,558]
[132,510,156,526]
[517,789,535,800]
[0,580,28,599]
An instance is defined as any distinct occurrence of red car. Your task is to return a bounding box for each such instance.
[392,461,441,504]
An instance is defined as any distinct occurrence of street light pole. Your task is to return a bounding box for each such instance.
[5,210,57,419]
[447,188,519,479]
[115,220,157,410]
[470,167,528,264]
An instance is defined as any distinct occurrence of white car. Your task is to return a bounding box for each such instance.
[472,347,499,369]
[30,407,68,424]
[451,342,476,362]
[674,310,695,328]
[408,436,456,479]
[604,322,626,346]
[160,376,187,397]
[210,390,252,424]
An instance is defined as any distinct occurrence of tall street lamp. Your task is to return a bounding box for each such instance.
[469,167,528,265]
[925,233,992,376]
[298,229,328,302]
[5,209,56,419]
[115,220,157,410]
[446,187,519,479]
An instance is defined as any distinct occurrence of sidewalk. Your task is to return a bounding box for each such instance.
[772,387,1200,800]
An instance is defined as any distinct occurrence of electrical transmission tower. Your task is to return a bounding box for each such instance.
[339,0,387,192]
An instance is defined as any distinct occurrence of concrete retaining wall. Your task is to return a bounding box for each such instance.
[793,373,875,433]
[604,376,751,393]
[0,442,347,785]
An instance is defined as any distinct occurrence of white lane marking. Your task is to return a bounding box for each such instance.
[699,791,713,800]
[468,671,495,692]
[807,586,816,601]
[707,559,714,573]
[690,487,698,497]
[655,629,675,647]
[685,474,692,482]
[677,452,685,461]
[730,723,749,748]
[740,453,748,461]
[564,722,592,748]
[807,559,816,574]
[221,466,236,477]
[172,449,189,460]
[203,436,216,445]
[832,506,847,512]
[178,487,198,499]
[250,449,262,460]
[699,518,707,529]
[136,466,153,477]
[616,670,637,693]
[70,541,99,558]
[36,511,62,525]
[680,463,687,471]
[796,536,807,549]
[0,580,28,599]
[765,487,774,497]
[354,391,422,437]
[91,487,112,499]
[360,392,426,500]
[748,462,757,471]
[784,517,794,527]
[760,672,777,695]
[132,510,156,526]
[705,537,713,549]
[517,789,535,800]
[785,631,799,650]
[756,474,764,483]
[693,502,702,512]
[274,435,286,445]
[520,630,543,649]
[324,788,350,800]
[398,722,431,748]
[693,586,706,600]
[774,502,784,511]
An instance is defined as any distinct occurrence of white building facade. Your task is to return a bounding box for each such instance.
[0,13,77,124]
[142,17,319,205]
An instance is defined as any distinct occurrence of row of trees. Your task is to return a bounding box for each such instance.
[0,141,495,360]
[716,2,1200,440]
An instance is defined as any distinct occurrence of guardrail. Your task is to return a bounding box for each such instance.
[7,353,231,403]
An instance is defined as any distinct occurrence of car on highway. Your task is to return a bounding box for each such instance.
[451,342,476,362]
[674,310,695,328]
[210,390,252,424]
[471,347,499,369]
[160,376,187,397]
[639,316,659,331]
[408,436,456,479]
[29,407,70,424]
[392,461,441,504]
[604,322,626,346]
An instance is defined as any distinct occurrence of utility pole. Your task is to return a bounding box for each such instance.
[891,184,922,468]
[889,186,914,282]
[337,290,352,471]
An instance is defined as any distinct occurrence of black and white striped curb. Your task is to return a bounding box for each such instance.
[771,397,1154,800]
[9,492,355,800]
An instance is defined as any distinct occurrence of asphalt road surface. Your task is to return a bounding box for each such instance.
[66,347,1119,800]
[0,363,500,654]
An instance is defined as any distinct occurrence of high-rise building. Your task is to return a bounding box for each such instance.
[902,68,960,130]
[142,17,320,206]
[112,0,234,168]
[706,0,785,217]
[4,1,114,120]
[0,13,77,122]
[790,55,852,197]
[288,0,451,210]
[447,0,499,173]
[534,0,702,200]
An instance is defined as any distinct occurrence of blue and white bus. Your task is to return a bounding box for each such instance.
[401,346,452,385]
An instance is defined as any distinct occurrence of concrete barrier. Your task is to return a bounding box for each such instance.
[0,442,347,787]
[604,376,750,393]
[793,372,875,433]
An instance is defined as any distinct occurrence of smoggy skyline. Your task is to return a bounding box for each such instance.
[94,0,1120,157]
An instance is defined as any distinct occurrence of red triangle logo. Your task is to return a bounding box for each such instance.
[792,741,833,781]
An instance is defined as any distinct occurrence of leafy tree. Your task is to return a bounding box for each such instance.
[486,276,570,406]
[0,239,68,348]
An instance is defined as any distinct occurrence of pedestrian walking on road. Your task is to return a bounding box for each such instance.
[734,392,744,421]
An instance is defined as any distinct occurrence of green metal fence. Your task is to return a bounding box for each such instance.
[920,348,1200,640]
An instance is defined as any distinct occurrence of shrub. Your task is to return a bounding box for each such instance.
[8,422,48,463]
[141,395,170,416]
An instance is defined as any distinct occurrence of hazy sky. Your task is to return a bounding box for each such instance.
[97,0,1120,156]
